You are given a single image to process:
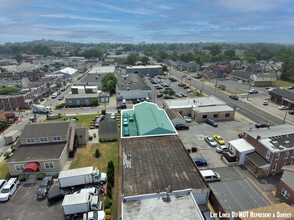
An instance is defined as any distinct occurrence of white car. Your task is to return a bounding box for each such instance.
[0,180,7,191]
[204,136,218,147]
[184,116,192,123]
[216,145,228,153]
[249,89,258,94]
[110,113,116,119]
[0,178,19,201]
[278,105,289,110]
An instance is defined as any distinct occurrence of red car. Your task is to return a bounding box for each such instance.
[183,85,189,89]
[238,133,244,138]
[157,93,163,98]
[287,86,294,90]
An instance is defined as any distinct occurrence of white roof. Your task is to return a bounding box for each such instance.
[80,187,96,194]
[88,66,115,74]
[127,65,162,69]
[62,193,89,206]
[200,170,215,176]
[229,139,255,153]
[58,167,97,179]
[193,105,233,113]
[57,67,78,75]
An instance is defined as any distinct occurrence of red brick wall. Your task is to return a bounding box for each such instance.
[276,179,294,206]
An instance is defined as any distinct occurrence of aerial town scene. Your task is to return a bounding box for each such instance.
[0,1,294,220]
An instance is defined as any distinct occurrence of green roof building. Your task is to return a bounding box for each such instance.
[121,102,177,138]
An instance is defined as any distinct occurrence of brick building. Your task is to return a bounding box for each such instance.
[276,165,294,206]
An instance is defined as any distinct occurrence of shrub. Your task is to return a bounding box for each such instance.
[11,144,15,152]
[107,183,112,199]
[55,103,66,109]
[4,152,11,158]
[37,173,46,180]
[101,110,106,115]
[104,197,112,209]
[107,172,114,187]
[18,174,26,181]
[107,161,115,174]
[106,215,111,220]
[105,209,111,215]
[95,148,100,158]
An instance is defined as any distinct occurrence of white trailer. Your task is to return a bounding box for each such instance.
[58,167,107,188]
[31,104,52,114]
[4,130,21,145]
[62,193,99,217]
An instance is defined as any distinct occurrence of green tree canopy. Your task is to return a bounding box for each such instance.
[13,53,22,63]
[281,55,294,82]
[141,56,150,65]
[0,67,8,72]
[101,73,118,92]
[163,88,175,96]
[208,45,222,61]
[0,86,20,95]
[125,54,138,65]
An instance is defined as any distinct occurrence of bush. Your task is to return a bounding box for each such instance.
[105,209,111,215]
[104,197,112,209]
[101,110,106,115]
[10,145,15,152]
[55,103,66,109]
[106,215,111,220]
[107,184,112,199]
[37,173,46,180]
[95,148,100,158]
[4,152,11,158]
[107,172,114,187]
[18,174,26,181]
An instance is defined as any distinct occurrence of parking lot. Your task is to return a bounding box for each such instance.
[0,180,64,220]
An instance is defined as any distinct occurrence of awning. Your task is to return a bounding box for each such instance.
[23,162,40,172]
[245,152,270,168]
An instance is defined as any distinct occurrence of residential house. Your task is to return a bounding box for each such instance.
[276,165,294,206]
[116,73,151,101]
[269,89,294,109]
[245,63,262,73]
[250,73,276,86]
[6,121,88,176]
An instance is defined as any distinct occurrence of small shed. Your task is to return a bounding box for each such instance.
[99,115,118,142]
[228,139,255,164]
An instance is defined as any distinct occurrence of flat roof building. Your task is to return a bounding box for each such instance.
[88,66,115,74]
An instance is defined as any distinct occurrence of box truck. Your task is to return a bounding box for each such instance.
[62,193,99,218]
[58,167,107,188]
[31,104,52,114]
[4,130,21,145]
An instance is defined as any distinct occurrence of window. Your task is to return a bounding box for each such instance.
[26,138,35,144]
[53,136,61,142]
[44,162,54,169]
[272,163,277,171]
[291,151,294,158]
[202,115,207,119]
[285,152,289,159]
[290,161,293,166]
[213,114,218,118]
[39,137,48,143]
[225,113,230,117]
[14,164,24,172]
[282,162,286,167]
[281,188,290,199]
[266,150,271,159]
[275,153,280,160]
[76,100,80,105]
[68,100,72,105]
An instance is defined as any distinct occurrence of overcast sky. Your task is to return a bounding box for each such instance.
[1,0,294,44]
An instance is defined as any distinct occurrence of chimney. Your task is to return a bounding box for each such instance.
[257,135,261,140]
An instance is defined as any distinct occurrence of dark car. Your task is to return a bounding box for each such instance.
[58,96,64,101]
[193,158,207,166]
[229,95,239,100]
[61,87,66,92]
[47,190,64,204]
[206,119,218,127]
[175,124,189,130]
[255,123,268,128]
[163,96,175,99]
[157,93,163,98]
[289,110,294,115]
[36,176,53,199]
[94,115,105,127]
[178,83,185,87]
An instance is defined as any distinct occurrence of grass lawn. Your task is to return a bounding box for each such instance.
[0,160,10,180]
[274,80,294,88]
[70,142,119,219]
[46,114,99,128]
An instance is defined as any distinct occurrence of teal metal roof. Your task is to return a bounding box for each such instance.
[122,102,177,137]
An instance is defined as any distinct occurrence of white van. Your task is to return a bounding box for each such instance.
[200,170,221,182]
[51,92,58,99]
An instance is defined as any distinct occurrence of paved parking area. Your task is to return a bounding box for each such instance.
[0,180,64,220]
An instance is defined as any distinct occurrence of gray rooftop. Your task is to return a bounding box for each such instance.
[269,88,294,101]
[245,124,294,139]
[66,93,99,99]
[193,105,233,113]
[20,121,71,139]
[77,73,104,86]
[230,70,253,80]
[6,142,67,163]
[123,193,204,220]
[116,73,151,91]
[88,66,115,74]
[122,135,208,197]
[209,178,271,213]
[246,152,269,167]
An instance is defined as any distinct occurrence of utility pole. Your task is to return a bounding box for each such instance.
[283,110,288,124]
[247,79,252,101]
[201,80,204,94]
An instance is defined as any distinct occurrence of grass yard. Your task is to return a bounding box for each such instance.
[0,160,10,180]
[70,142,120,219]
[274,80,294,88]
[46,114,99,128]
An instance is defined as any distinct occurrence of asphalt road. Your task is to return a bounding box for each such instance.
[169,68,284,126]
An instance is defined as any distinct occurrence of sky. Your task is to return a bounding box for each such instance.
[0,0,294,44]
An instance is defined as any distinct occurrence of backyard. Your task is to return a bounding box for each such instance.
[46,114,99,128]
[0,160,9,180]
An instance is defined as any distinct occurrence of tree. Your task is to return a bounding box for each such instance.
[115,50,122,55]
[101,73,117,92]
[163,89,175,96]
[141,56,150,65]
[0,67,7,72]
[155,50,168,62]
[169,51,178,61]
[281,55,294,82]
[125,54,137,65]
[208,45,222,61]
[13,53,22,63]
[224,49,236,60]
[41,65,49,72]
[161,64,168,72]
[0,86,20,95]
[95,148,100,158]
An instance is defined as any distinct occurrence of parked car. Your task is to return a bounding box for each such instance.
[278,105,289,110]
[263,100,268,106]
[58,96,64,101]
[187,89,192,92]
[213,135,225,145]
[193,158,207,166]
[229,95,239,100]
[175,94,182,98]
[47,190,65,204]
[267,88,274,92]
[0,180,7,191]
[61,87,66,92]
[157,93,163,98]
[255,123,268,128]
[287,86,294,90]
[110,113,116,119]
[216,145,228,153]
[184,116,192,123]
[163,96,175,99]
[178,83,185,87]
[175,124,189,130]
[94,115,105,127]
[289,110,294,115]
[181,94,187,97]
[183,85,189,89]
[36,176,53,199]
[238,133,244,138]
[206,119,218,127]
[204,136,217,147]
[0,178,19,201]
[200,170,221,182]
[249,89,258,94]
